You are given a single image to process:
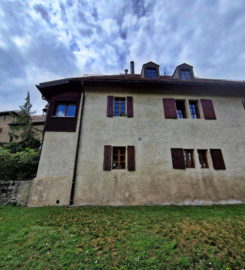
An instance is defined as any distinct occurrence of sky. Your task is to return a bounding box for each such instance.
[1,0,245,114]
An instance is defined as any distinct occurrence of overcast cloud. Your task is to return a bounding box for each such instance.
[1,0,245,113]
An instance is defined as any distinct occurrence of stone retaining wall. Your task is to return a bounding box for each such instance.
[0,181,31,206]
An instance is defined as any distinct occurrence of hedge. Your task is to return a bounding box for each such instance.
[0,147,40,181]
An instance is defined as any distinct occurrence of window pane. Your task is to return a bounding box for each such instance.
[176,100,186,119]
[55,104,66,116]
[180,70,192,80]
[67,105,76,117]
[189,101,200,119]
[112,147,126,169]
[146,68,157,78]
[198,150,209,168]
[184,149,195,168]
[114,97,126,117]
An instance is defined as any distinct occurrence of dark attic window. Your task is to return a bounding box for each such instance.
[54,103,77,117]
[146,67,157,78]
[180,69,192,80]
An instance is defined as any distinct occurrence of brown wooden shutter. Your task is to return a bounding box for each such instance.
[171,148,185,169]
[163,99,177,119]
[107,96,114,117]
[127,96,134,117]
[201,99,216,119]
[210,149,226,170]
[103,145,112,170]
[127,146,135,171]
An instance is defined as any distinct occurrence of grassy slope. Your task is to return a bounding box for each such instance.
[0,205,244,270]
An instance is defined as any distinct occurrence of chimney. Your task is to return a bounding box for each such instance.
[130,61,135,74]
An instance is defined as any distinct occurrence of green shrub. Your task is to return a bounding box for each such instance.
[0,147,40,181]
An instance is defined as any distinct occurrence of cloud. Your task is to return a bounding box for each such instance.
[0,0,245,113]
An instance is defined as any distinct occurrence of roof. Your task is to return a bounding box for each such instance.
[31,115,46,124]
[8,115,46,126]
[0,112,46,125]
[70,74,245,86]
[37,73,245,99]
[38,73,245,86]
[142,61,160,67]
[0,110,20,116]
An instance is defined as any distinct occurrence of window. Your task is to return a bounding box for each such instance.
[180,69,192,80]
[103,145,135,171]
[198,150,209,168]
[0,128,2,133]
[171,148,225,170]
[107,96,133,118]
[54,103,77,117]
[176,100,187,119]
[141,62,159,78]
[146,67,157,78]
[189,101,200,119]
[242,99,245,110]
[163,98,216,120]
[112,147,126,169]
[184,149,195,168]
[114,97,126,117]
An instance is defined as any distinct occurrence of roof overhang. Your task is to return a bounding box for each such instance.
[36,77,245,100]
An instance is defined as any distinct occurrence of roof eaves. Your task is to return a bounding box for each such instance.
[38,79,70,88]
[81,78,244,87]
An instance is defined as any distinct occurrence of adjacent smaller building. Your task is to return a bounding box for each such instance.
[0,111,46,143]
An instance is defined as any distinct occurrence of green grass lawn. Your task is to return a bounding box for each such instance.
[0,205,244,270]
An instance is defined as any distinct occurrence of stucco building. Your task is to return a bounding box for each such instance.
[0,111,46,143]
[28,62,245,206]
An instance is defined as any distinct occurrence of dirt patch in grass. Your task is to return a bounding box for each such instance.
[0,205,244,269]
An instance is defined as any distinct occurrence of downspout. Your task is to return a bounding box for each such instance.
[69,81,85,205]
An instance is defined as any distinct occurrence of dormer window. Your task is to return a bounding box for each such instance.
[141,62,159,79]
[172,63,194,80]
[180,69,192,80]
[146,67,157,78]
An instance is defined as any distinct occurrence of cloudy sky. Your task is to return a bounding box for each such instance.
[1,0,245,113]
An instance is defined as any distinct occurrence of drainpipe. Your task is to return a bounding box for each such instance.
[69,81,85,205]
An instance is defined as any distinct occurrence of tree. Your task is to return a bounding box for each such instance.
[8,92,41,148]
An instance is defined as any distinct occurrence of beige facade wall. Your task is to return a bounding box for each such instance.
[28,99,82,207]
[28,86,245,206]
[28,131,79,206]
[74,86,245,205]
